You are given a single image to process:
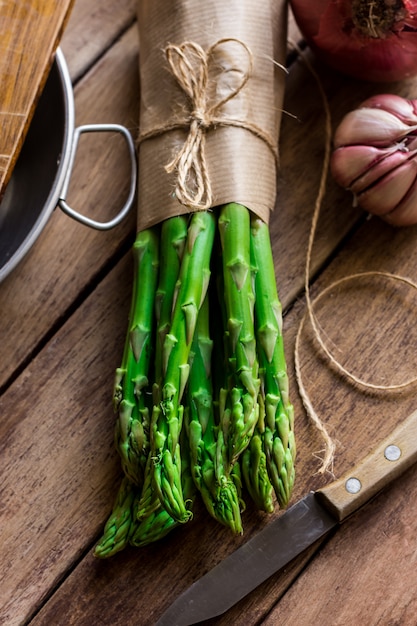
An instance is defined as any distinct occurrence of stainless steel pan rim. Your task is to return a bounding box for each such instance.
[0,48,137,283]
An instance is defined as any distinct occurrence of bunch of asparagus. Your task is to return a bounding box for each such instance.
[95,203,295,557]
[94,0,294,558]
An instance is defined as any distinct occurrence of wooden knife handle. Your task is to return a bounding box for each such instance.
[316,409,417,522]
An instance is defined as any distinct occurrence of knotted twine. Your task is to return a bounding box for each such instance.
[138,38,279,212]
[292,41,417,476]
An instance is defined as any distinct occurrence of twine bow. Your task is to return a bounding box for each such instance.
[139,38,278,211]
[165,39,253,210]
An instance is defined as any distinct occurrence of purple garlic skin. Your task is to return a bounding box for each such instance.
[331,94,417,226]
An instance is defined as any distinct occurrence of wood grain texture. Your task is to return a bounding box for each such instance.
[0,0,74,198]
[60,0,136,82]
[1,1,417,625]
[0,254,132,625]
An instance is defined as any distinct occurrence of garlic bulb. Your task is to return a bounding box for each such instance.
[331,94,417,226]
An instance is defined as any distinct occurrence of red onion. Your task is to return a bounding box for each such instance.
[289,0,417,82]
[331,94,417,225]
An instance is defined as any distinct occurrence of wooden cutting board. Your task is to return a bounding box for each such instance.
[0,0,75,200]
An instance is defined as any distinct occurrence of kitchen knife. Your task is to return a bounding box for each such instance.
[155,408,417,626]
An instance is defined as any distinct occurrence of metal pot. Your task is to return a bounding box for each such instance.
[0,48,137,283]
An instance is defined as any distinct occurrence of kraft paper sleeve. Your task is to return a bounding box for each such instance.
[136,0,288,231]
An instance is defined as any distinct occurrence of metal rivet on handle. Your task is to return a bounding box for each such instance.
[384,444,401,462]
[345,477,362,494]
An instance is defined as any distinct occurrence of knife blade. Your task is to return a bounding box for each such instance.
[155,408,417,626]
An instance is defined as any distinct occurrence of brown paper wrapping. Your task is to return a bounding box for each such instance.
[136,0,288,231]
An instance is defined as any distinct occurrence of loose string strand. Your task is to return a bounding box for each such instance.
[291,40,337,475]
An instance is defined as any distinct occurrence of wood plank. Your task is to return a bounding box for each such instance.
[60,0,137,82]
[0,25,140,390]
[0,254,132,625]
[0,0,74,198]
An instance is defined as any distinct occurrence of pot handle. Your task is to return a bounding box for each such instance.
[58,123,137,230]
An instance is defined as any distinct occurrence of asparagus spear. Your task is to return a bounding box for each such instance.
[95,434,196,556]
[250,216,296,507]
[130,429,196,547]
[151,210,216,522]
[94,476,137,558]
[241,392,275,513]
[95,229,160,558]
[113,228,159,486]
[217,203,261,469]
[135,216,189,520]
[185,295,243,533]
[154,216,189,397]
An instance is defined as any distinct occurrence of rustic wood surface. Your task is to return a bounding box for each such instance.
[0,0,74,198]
[1,1,417,625]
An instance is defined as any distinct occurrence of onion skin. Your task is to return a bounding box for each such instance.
[331,95,417,226]
[289,0,417,82]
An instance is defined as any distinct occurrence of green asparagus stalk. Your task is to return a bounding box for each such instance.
[185,295,243,534]
[151,210,216,522]
[154,216,189,398]
[113,228,159,486]
[130,503,177,547]
[130,502,178,547]
[130,429,196,547]
[95,434,196,556]
[217,203,261,469]
[250,216,296,507]
[96,229,160,558]
[134,216,189,520]
[97,1,297,552]
[98,207,295,553]
[134,453,161,519]
[94,476,137,558]
[239,246,275,512]
[241,392,275,513]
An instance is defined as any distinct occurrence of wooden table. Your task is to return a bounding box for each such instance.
[2,2,417,624]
